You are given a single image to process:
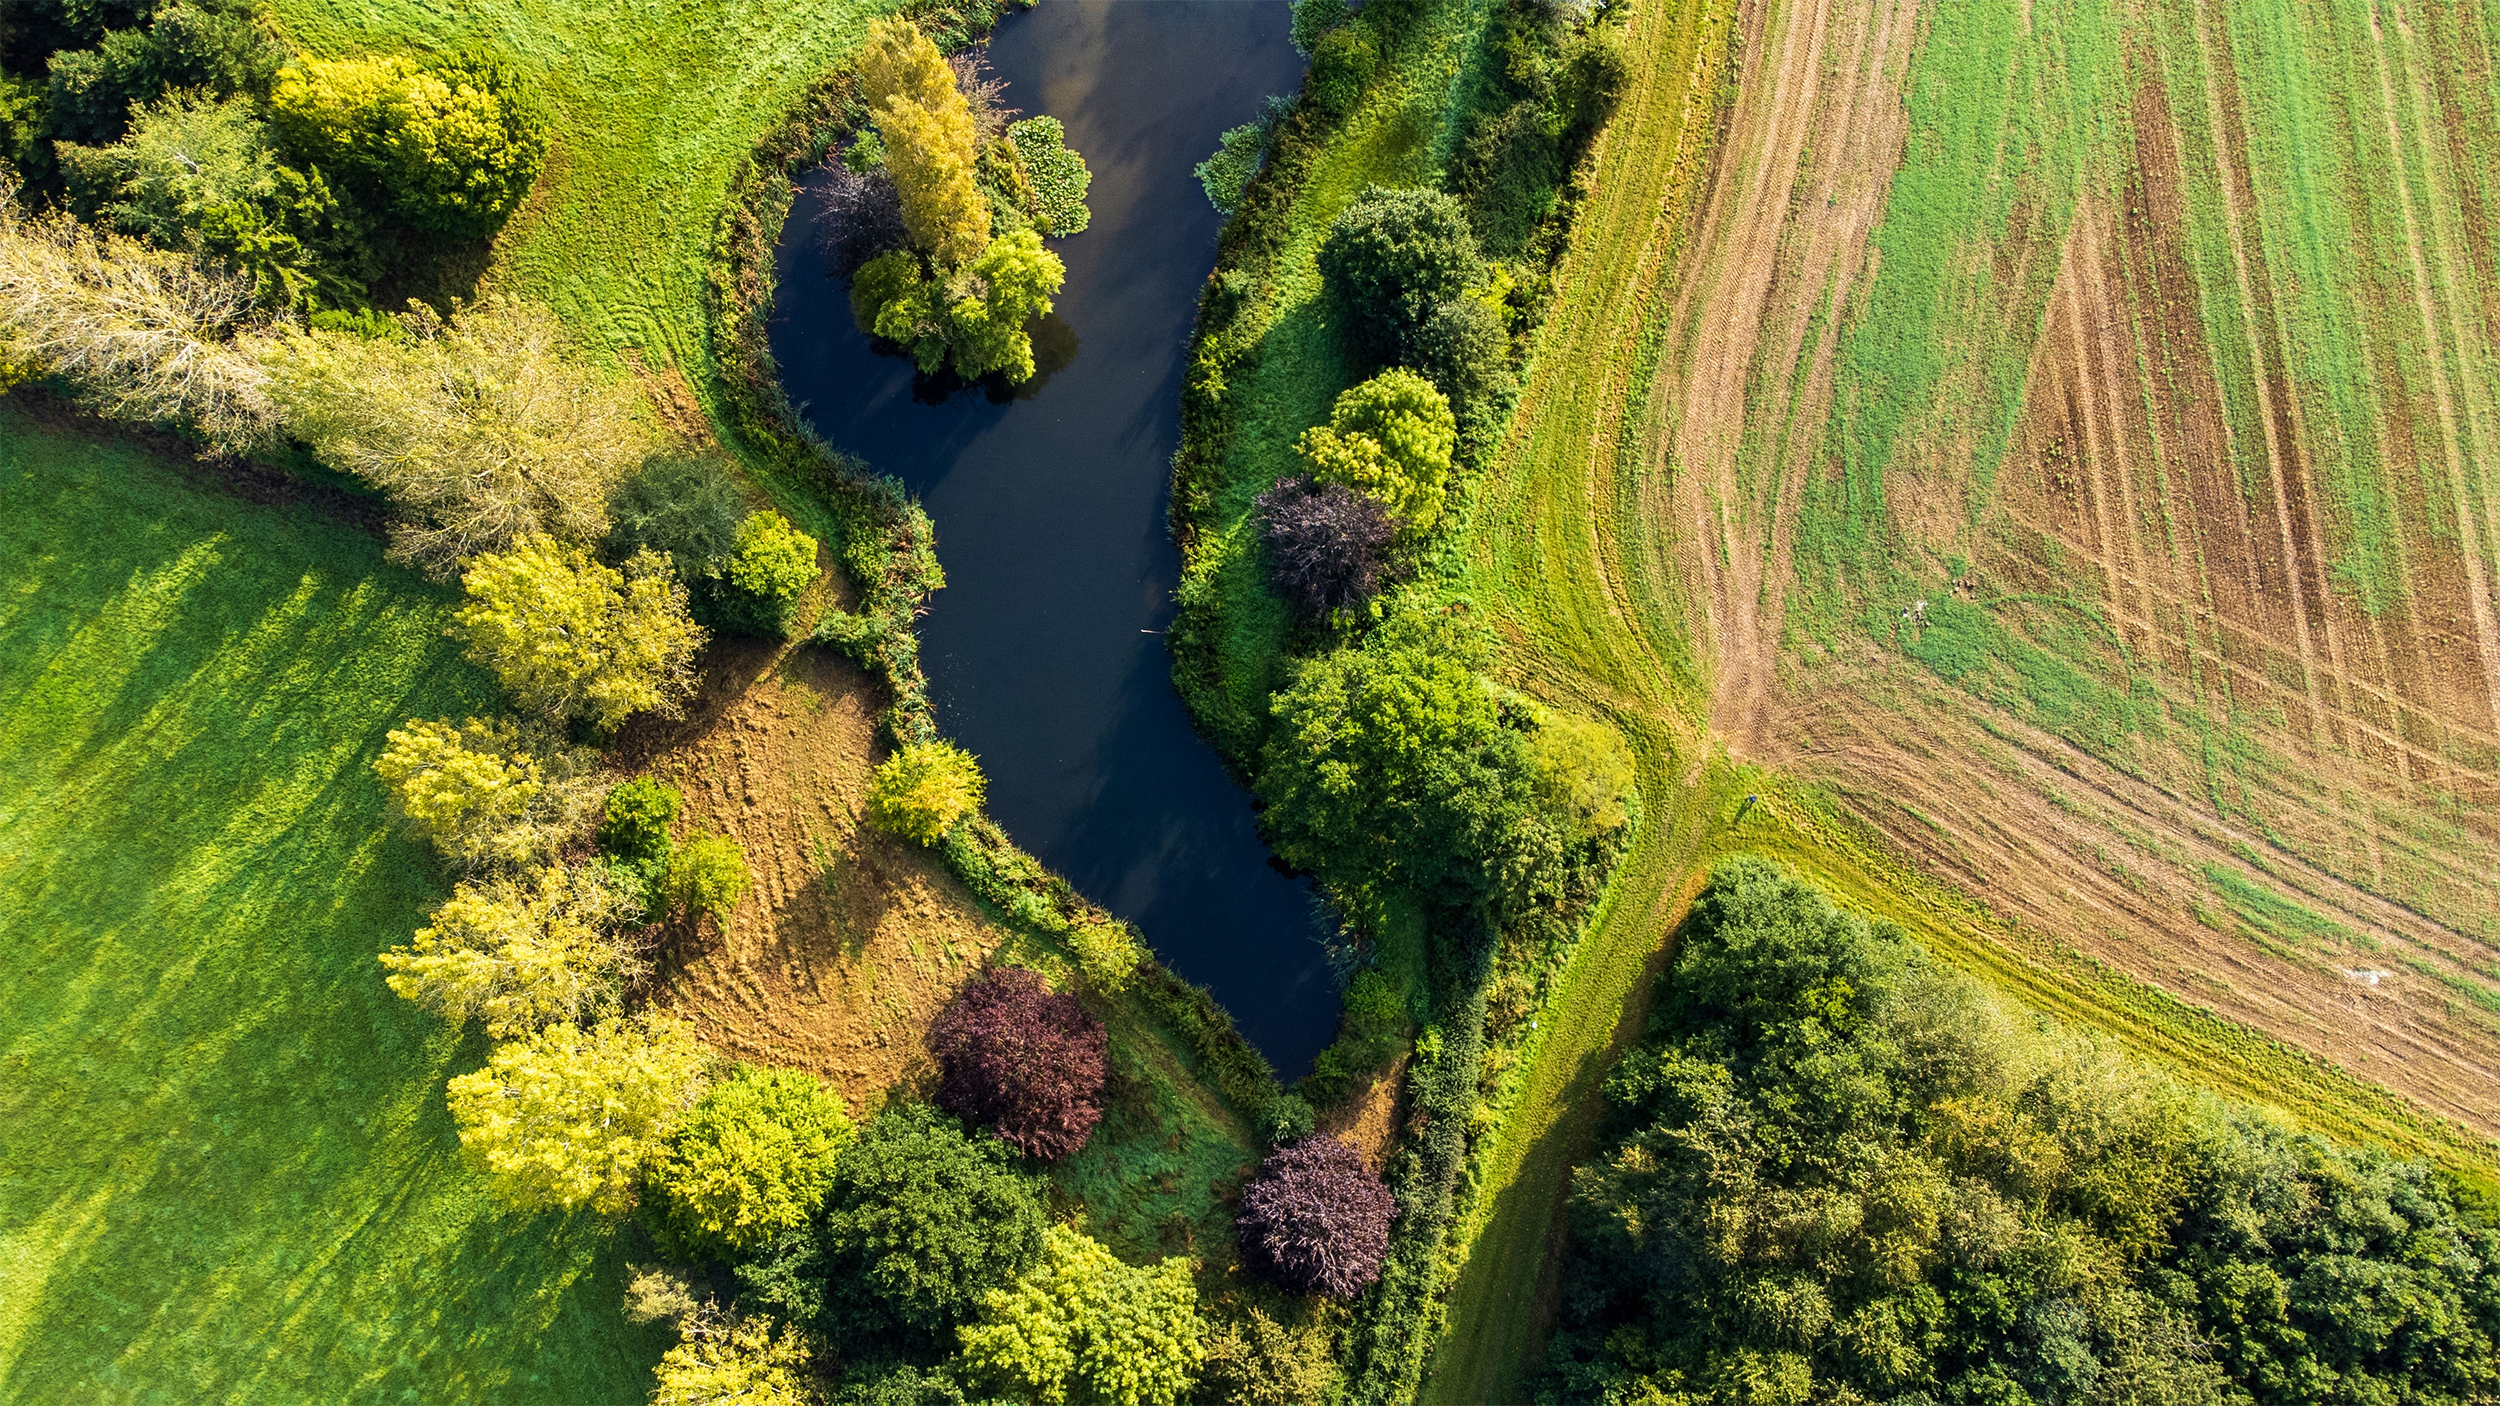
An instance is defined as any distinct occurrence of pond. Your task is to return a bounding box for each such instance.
[770,0,1337,1075]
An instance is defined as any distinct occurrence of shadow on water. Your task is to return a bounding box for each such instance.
[769,0,1337,1075]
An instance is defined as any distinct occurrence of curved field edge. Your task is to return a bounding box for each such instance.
[0,403,663,1403]
[1427,0,2500,1401]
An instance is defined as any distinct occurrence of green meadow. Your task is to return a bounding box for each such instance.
[0,404,660,1402]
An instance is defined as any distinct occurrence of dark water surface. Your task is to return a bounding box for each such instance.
[771,0,1337,1074]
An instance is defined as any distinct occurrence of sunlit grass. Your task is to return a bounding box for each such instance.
[0,403,662,1402]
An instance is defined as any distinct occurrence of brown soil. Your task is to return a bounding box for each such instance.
[617,626,1017,1112]
[1641,1,2500,1136]
[1315,1053,1408,1174]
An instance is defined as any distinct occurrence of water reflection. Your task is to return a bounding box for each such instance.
[770,0,1334,1074]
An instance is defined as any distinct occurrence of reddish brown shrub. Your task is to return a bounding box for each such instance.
[1235,1135,1396,1298]
[929,967,1107,1160]
[1255,475,1395,619]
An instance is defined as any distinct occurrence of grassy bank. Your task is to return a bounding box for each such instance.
[0,402,661,1402]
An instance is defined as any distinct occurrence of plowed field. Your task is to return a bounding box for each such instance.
[1658,0,2500,1134]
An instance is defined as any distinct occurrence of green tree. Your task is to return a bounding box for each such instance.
[380,861,644,1038]
[948,228,1063,382]
[859,19,987,269]
[450,534,705,731]
[264,298,648,573]
[665,831,750,931]
[445,1014,711,1215]
[650,1316,816,1406]
[372,716,542,859]
[1316,186,1483,364]
[57,92,366,310]
[722,509,820,638]
[1294,368,1456,538]
[803,1102,1047,1340]
[957,1224,1204,1406]
[269,52,544,240]
[866,740,986,845]
[647,1065,855,1258]
[1522,708,1633,843]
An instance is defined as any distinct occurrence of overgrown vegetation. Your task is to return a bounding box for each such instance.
[1546,858,2500,1404]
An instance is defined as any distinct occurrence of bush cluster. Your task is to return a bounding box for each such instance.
[645,1064,854,1260]
[1236,1136,1398,1299]
[1545,857,2500,1405]
[929,966,1108,1161]
[1254,474,1396,620]
[866,739,986,845]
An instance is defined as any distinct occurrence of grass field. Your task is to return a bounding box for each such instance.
[0,402,664,1403]
[266,0,902,376]
[1421,0,2500,1396]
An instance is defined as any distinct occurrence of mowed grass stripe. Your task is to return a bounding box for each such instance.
[0,404,660,1403]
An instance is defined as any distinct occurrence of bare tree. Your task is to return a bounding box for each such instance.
[0,188,278,451]
[261,298,648,575]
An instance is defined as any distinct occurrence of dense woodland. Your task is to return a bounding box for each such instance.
[1545,860,2500,1405]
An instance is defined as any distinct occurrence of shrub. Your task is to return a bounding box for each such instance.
[956,1223,1204,1406]
[599,775,682,867]
[650,1317,814,1406]
[1194,122,1265,216]
[647,1064,855,1259]
[264,299,648,572]
[451,535,706,731]
[1452,98,1562,257]
[1199,1303,1346,1406]
[269,51,544,240]
[666,832,750,931]
[380,861,645,1038]
[58,92,367,311]
[444,1013,710,1215]
[1317,186,1483,365]
[1068,920,1142,995]
[1259,1092,1316,1147]
[1305,24,1378,118]
[1406,296,1514,455]
[607,451,752,591]
[1294,368,1456,538]
[867,740,986,844]
[860,18,988,269]
[0,196,276,449]
[1236,1136,1396,1299]
[1007,116,1091,236]
[1523,708,1633,842]
[1254,475,1395,619]
[373,716,542,859]
[1303,969,1408,1105]
[720,509,820,639]
[930,967,1108,1161]
[778,1102,1049,1340]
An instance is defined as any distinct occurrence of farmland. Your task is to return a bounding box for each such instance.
[1431,0,2500,1395]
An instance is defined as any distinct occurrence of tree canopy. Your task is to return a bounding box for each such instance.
[1544,857,2500,1405]
[930,967,1109,1161]
[1294,368,1456,537]
[859,18,988,269]
[956,1223,1204,1406]
[380,861,642,1038]
[1316,185,1484,365]
[647,1064,855,1259]
[444,1014,710,1215]
[1235,1137,1396,1299]
[451,534,704,731]
[269,52,543,240]
[866,740,986,845]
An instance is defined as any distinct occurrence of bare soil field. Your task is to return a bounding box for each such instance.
[1655,0,2500,1131]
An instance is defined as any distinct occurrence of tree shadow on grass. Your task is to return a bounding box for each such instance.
[0,426,664,1403]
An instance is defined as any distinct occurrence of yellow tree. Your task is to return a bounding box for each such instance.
[865,740,986,844]
[859,19,989,268]
[451,535,705,731]
[445,1014,710,1214]
[1295,368,1456,538]
[380,863,645,1038]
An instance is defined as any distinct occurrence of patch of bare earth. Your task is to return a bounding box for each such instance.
[1645,4,2500,1136]
[616,625,1013,1111]
[1315,1054,1408,1174]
